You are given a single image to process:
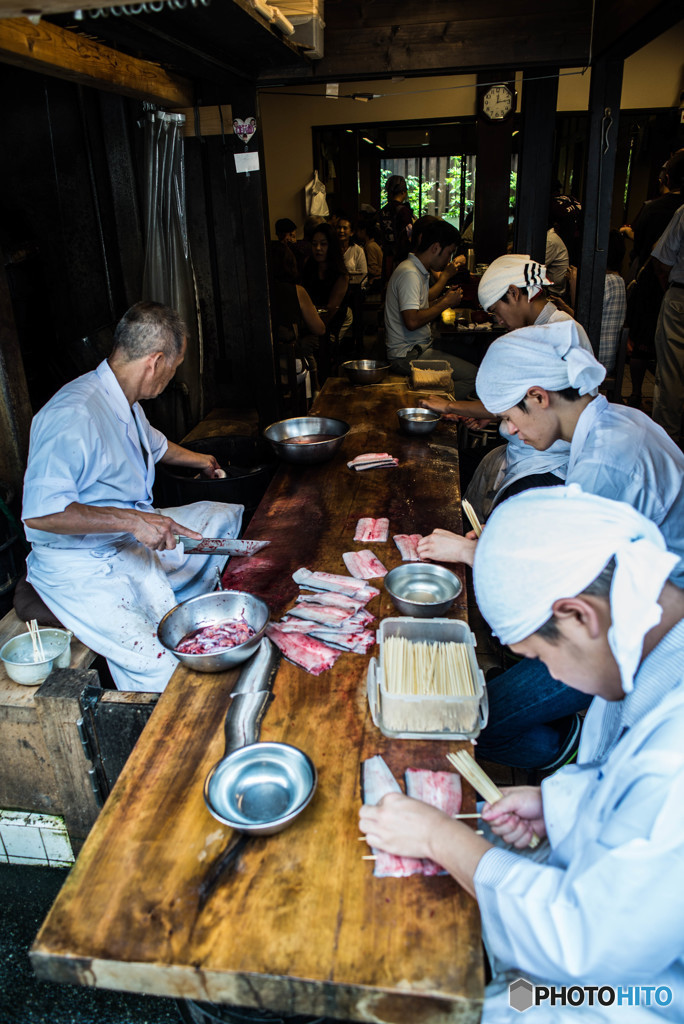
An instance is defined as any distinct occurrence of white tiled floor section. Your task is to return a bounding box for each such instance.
[0,810,75,867]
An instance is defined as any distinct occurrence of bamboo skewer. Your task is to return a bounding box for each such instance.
[447,750,541,849]
[462,499,483,538]
[27,619,45,662]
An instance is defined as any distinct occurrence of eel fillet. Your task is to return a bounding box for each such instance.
[342,550,388,580]
[405,769,463,876]
[293,568,380,601]
[354,517,390,543]
[266,624,341,676]
[362,755,424,878]
[347,453,399,471]
[287,604,354,627]
[308,628,376,653]
[393,534,423,562]
[297,591,365,613]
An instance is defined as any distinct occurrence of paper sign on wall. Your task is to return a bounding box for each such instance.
[235,151,260,173]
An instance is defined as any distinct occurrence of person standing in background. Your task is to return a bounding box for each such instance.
[652,202,684,446]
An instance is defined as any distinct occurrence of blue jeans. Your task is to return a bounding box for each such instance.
[476,657,592,769]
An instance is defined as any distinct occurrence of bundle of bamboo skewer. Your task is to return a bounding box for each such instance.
[462,499,483,538]
[26,619,46,663]
[447,749,541,849]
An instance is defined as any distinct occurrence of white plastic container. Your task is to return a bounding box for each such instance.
[367,617,488,740]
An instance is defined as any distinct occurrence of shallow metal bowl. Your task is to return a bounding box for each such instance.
[158,591,270,673]
[204,741,317,835]
[263,416,350,465]
[0,628,73,686]
[384,563,462,618]
[397,407,441,436]
[341,360,390,385]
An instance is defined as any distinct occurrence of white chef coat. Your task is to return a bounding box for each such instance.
[476,619,684,1022]
[22,360,243,691]
[342,242,368,286]
[566,395,684,585]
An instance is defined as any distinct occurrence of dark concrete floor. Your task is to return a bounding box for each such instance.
[0,863,180,1024]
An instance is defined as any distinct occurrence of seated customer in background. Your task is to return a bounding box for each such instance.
[361,486,684,1020]
[384,215,478,399]
[355,214,383,294]
[269,241,325,356]
[419,319,684,770]
[301,221,350,340]
[599,229,627,375]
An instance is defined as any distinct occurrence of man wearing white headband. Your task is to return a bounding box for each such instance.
[417,255,593,529]
[420,318,684,770]
[360,487,684,1020]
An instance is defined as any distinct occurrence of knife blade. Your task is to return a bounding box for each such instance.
[175,536,270,556]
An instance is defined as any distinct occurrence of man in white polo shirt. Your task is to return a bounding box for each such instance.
[384,215,478,398]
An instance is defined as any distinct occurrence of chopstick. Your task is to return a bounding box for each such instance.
[446,750,541,849]
[462,499,483,538]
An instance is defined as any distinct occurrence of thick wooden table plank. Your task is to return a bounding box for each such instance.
[31,378,484,1023]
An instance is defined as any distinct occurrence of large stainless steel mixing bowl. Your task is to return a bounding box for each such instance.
[158,590,270,672]
[263,416,350,465]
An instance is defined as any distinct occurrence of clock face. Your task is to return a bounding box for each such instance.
[482,84,514,121]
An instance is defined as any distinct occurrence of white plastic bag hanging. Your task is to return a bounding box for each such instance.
[305,170,329,217]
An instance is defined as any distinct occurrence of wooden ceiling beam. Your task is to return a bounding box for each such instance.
[0,16,194,105]
[0,1,144,16]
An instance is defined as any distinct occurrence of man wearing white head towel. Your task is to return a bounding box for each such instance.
[421,318,684,769]
[360,487,684,1021]
[418,255,593,526]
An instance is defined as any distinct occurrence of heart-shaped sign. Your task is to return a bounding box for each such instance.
[233,117,257,142]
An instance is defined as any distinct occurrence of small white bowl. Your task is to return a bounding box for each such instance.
[0,628,73,686]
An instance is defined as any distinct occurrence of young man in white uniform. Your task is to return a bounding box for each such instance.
[419,320,684,768]
[383,216,478,398]
[22,301,242,693]
[360,487,684,1021]
[419,254,593,521]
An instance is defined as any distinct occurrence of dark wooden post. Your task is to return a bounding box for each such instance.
[474,72,515,265]
[514,68,559,263]
[0,247,33,495]
[575,57,624,354]
[226,84,279,425]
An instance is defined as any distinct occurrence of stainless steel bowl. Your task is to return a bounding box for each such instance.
[158,590,270,673]
[397,407,441,436]
[384,563,462,617]
[341,360,390,385]
[204,741,317,835]
[263,416,350,465]
[0,628,73,686]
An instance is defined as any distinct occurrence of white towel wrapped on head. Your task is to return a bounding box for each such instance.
[473,485,678,694]
[476,320,606,414]
[478,254,552,312]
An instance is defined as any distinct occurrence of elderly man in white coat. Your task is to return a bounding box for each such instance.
[22,301,243,693]
[360,486,684,1021]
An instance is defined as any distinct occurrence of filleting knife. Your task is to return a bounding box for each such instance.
[175,535,270,556]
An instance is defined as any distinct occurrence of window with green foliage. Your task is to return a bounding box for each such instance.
[380,156,476,230]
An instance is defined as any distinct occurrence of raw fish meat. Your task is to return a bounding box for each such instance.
[354,518,390,543]
[284,614,370,633]
[362,756,424,878]
[308,629,376,653]
[293,568,380,601]
[266,624,340,676]
[287,604,354,627]
[347,609,375,626]
[405,769,463,876]
[405,769,463,816]
[342,550,388,580]
[175,618,255,655]
[271,619,317,633]
[347,453,399,472]
[297,591,365,613]
[393,534,423,562]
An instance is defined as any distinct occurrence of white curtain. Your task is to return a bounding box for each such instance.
[142,110,202,434]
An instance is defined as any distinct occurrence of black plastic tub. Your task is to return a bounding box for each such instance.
[154,436,277,529]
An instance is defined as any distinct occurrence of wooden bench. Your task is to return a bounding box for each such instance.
[0,609,158,850]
